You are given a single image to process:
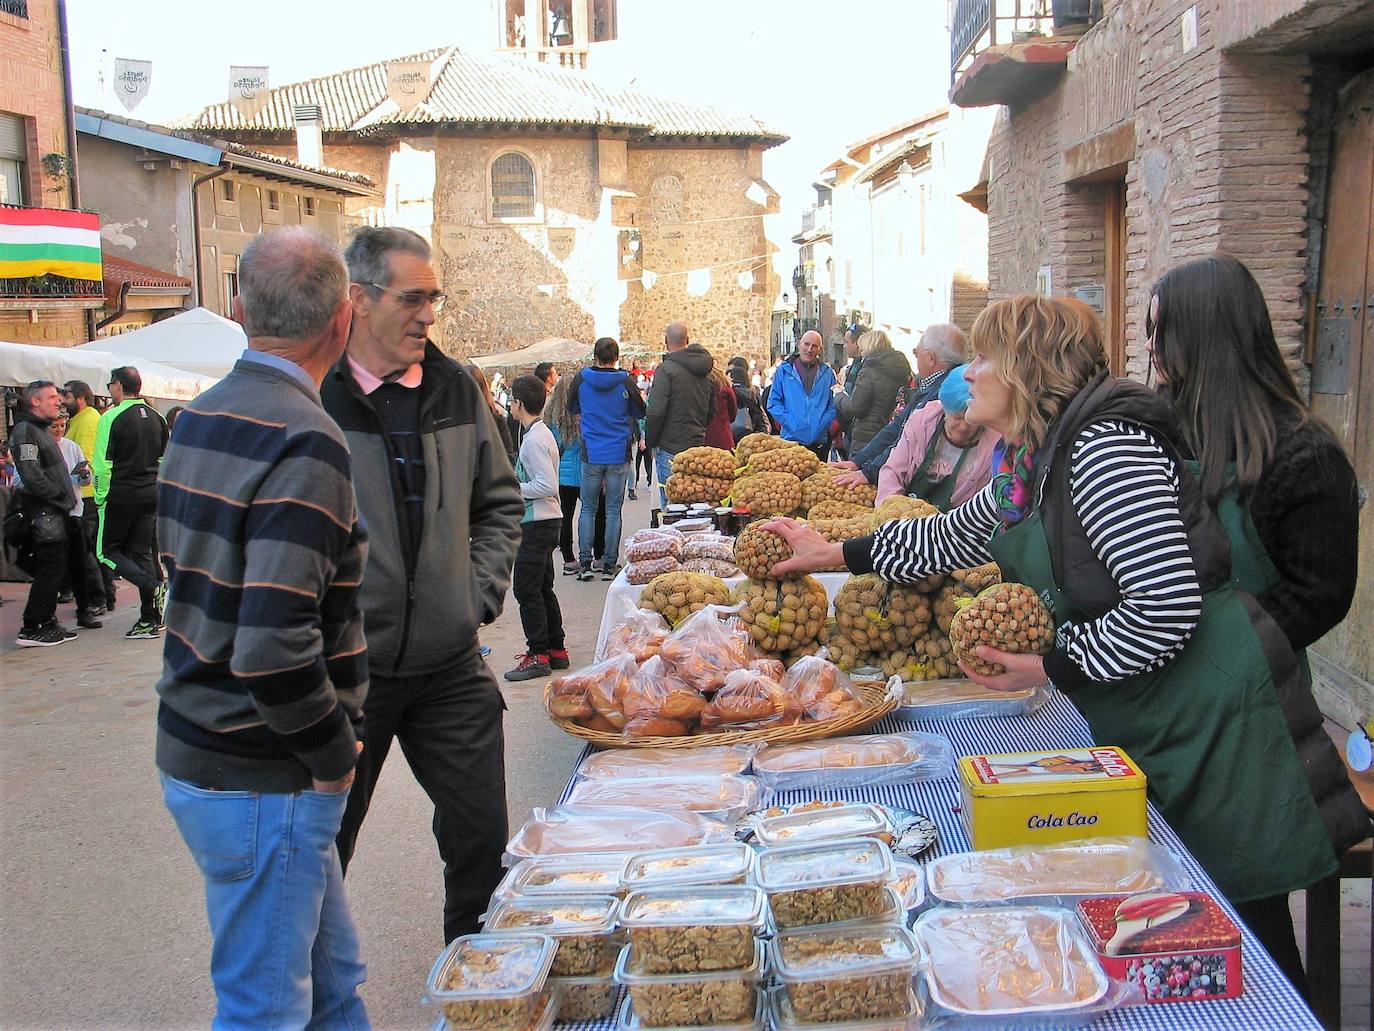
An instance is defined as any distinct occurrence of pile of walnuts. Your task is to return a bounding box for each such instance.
[732,576,828,653]
[734,521,792,579]
[671,446,737,480]
[870,495,940,528]
[808,499,872,521]
[947,582,1054,676]
[746,445,819,480]
[733,471,803,517]
[665,473,732,505]
[638,570,733,627]
[804,516,871,572]
[735,432,788,466]
[800,470,877,513]
[833,574,933,654]
[881,629,956,681]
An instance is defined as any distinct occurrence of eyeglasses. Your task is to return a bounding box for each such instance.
[361,283,446,313]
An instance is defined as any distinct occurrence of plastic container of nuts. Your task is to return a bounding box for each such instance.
[613,939,766,1027]
[770,924,920,1023]
[619,843,756,892]
[615,991,767,1031]
[764,885,905,936]
[425,932,557,1031]
[485,895,621,976]
[494,853,632,902]
[620,885,766,973]
[549,962,620,1022]
[753,803,892,848]
[756,837,894,930]
[429,988,559,1031]
[766,982,924,1031]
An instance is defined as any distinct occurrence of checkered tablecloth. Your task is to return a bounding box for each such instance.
[554,689,1322,1030]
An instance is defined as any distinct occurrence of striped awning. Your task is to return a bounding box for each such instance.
[0,207,103,281]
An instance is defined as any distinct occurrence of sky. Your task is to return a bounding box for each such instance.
[66,0,953,281]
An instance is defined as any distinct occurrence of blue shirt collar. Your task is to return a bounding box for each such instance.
[238,348,318,395]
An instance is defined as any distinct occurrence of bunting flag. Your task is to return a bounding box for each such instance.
[112,58,152,114]
[0,207,102,281]
[386,60,433,114]
[228,65,271,121]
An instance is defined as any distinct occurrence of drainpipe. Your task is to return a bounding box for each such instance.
[56,0,96,341]
[190,166,231,310]
[96,280,131,331]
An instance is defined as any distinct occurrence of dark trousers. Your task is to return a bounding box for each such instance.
[80,506,113,607]
[62,516,91,614]
[635,447,654,486]
[336,655,509,943]
[22,538,66,630]
[1234,893,1309,1000]
[99,499,160,622]
[513,518,565,655]
[558,485,604,563]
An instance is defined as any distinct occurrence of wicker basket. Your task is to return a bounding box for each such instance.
[544,677,899,750]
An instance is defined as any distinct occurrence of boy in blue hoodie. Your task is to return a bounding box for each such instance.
[568,337,645,580]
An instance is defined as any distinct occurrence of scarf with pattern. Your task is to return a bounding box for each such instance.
[991,440,1036,532]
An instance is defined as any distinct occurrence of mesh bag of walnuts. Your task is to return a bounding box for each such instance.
[732,576,828,654]
[808,498,873,521]
[745,444,819,479]
[870,495,940,528]
[735,432,788,466]
[732,471,803,517]
[833,574,933,653]
[639,570,733,628]
[952,561,1002,593]
[665,473,733,505]
[933,563,1002,635]
[733,521,792,580]
[947,582,1055,676]
[881,629,956,681]
[800,470,877,513]
[671,446,737,479]
[805,516,872,572]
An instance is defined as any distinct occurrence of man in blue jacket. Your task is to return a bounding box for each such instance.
[767,330,836,460]
[569,336,645,580]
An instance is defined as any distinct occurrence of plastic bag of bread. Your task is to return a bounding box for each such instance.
[749,657,786,683]
[658,605,754,694]
[680,534,737,563]
[625,528,684,563]
[604,608,670,662]
[547,653,638,731]
[700,667,803,731]
[783,652,867,723]
[625,556,681,586]
[621,656,705,738]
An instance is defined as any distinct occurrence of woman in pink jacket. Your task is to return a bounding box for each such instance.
[873,367,999,510]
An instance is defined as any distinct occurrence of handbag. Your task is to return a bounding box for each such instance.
[29,507,66,545]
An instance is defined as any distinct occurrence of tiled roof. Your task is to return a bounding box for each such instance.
[182,47,787,145]
[102,252,193,289]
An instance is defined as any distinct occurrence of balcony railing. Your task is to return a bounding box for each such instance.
[0,274,104,300]
[497,46,589,69]
[951,0,1093,83]
[0,0,29,17]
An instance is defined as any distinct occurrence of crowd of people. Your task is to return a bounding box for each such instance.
[1,222,1364,1024]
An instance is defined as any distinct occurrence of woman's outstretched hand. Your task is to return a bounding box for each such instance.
[959,647,1049,692]
[760,518,846,577]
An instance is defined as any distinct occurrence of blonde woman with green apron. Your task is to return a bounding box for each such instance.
[765,294,1364,999]
[1145,255,1369,993]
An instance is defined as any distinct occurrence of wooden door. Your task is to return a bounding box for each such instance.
[1310,68,1374,717]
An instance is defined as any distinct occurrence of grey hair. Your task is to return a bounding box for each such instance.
[345,226,431,293]
[22,380,55,410]
[238,228,348,339]
[664,321,689,348]
[917,323,969,366]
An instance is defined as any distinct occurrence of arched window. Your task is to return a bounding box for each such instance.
[491,152,536,219]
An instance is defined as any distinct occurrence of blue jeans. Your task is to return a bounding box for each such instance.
[655,449,675,510]
[578,462,629,566]
[161,773,369,1031]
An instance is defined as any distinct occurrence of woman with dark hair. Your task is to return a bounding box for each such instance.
[466,364,518,466]
[728,365,766,444]
[702,366,738,451]
[766,295,1365,996]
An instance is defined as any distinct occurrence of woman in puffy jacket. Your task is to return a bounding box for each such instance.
[703,366,739,451]
[833,330,912,452]
[729,365,767,443]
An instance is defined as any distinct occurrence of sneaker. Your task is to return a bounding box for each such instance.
[504,653,551,681]
[479,644,491,657]
[125,620,163,640]
[77,609,104,629]
[591,559,604,573]
[56,590,75,605]
[562,561,580,576]
[548,648,571,670]
[576,562,595,582]
[53,623,77,640]
[89,604,107,617]
[601,563,622,581]
[628,489,638,500]
[154,580,168,618]
[16,625,69,647]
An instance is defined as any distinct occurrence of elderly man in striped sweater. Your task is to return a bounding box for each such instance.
[154,227,370,1029]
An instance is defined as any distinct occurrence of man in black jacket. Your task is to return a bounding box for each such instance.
[11,381,78,647]
[323,227,524,942]
[643,321,714,508]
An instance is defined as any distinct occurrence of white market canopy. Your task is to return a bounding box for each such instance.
[75,306,246,379]
[469,337,591,370]
[0,339,218,402]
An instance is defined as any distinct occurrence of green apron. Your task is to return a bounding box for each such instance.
[986,507,1337,903]
[904,418,976,513]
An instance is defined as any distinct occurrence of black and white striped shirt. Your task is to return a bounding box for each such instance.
[867,420,1204,684]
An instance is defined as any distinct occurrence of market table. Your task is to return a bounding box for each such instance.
[550,688,1323,1030]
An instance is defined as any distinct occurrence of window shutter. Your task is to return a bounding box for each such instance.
[0,114,27,161]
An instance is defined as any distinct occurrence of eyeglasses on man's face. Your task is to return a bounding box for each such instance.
[361,282,447,313]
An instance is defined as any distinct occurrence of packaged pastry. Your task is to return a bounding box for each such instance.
[748,657,786,683]
[494,853,631,901]
[699,669,803,731]
[895,679,1046,721]
[925,837,1188,905]
[620,657,706,738]
[485,894,621,976]
[756,838,894,929]
[680,558,740,578]
[912,906,1110,1016]
[889,857,926,914]
[565,775,761,825]
[627,557,684,586]
[504,806,732,864]
[770,924,920,1023]
[425,933,557,1031]
[753,803,892,848]
[626,529,685,563]
[767,983,922,1031]
[659,607,755,694]
[546,653,638,729]
[619,843,756,891]
[578,744,756,781]
[613,939,766,1027]
[615,992,767,1031]
[752,733,954,792]
[680,534,737,563]
[620,885,766,973]
[549,962,620,1021]
[782,653,866,722]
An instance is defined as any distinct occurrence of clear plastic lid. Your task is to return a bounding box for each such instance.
[889,858,926,912]
[579,745,756,780]
[616,991,767,1031]
[755,838,893,893]
[506,853,631,896]
[766,885,905,935]
[767,984,922,1031]
[429,989,559,1031]
[771,924,919,983]
[754,804,891,848]
[547,957,618,987]
[621,885,766,929]
[486,895,621,938]
[613,940,767,986]
[565,776,761,822]
[619,843,755,890]
[425,933,557,1002]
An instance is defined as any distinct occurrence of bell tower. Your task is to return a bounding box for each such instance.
[498,0,618,53]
